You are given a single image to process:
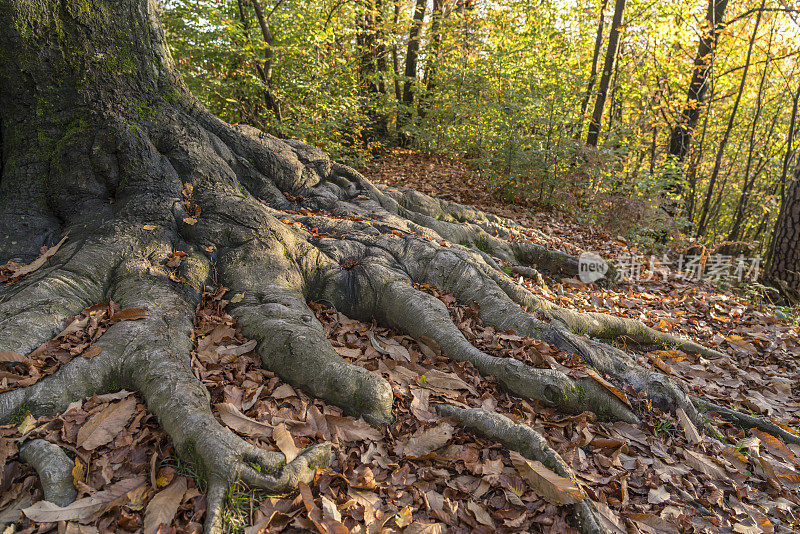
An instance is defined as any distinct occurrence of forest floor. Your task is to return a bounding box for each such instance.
[1,149,799,534]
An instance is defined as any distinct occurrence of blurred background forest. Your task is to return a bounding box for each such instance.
[160,0,800,252]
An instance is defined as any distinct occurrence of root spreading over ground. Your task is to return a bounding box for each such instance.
[1,0,799,531]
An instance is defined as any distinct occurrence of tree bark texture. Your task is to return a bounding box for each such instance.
[585,0,626,147]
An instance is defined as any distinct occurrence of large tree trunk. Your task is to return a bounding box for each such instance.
[0,0,748,532]
[765,83,800,300]
[765,159,800,299]
[585,0,626,147]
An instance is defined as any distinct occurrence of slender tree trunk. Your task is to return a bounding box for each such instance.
[356,0,389,141]
[586,0,626,147]
[250,0,282,123]
[695,0,764,237]
[648,125,658,175]
[728,26,774,241]
[397,0,426,146]
[418,0,444,118]
[391,0,403,103]
[374,0,389,97]
[575,0,610,140]
[235,0,272,125]
[606,42,623,138]
[667,0,730,162]
[662,0,729,218]
[685,90,714,224]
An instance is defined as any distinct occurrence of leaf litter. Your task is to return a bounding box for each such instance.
[0,153,799,533]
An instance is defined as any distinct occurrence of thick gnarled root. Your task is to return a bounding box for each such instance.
[190,428,332,534]
[19,439,77,507]
[0,73,771,534]
[434,404,608,534]
[391,241,699,423]
[0,235,119,355]
[0,247,333,534]
[489,270,726,358]
[364,188,723,358]
[357,269,638,422]
[219,242,394,425]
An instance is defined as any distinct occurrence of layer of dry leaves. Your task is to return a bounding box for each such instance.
[0,150,798,534]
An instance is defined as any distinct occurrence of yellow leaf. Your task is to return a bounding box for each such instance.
[142,225,157,231]
[126,484,148,512]
[72,458,85,485]
[17,413,36,435]
[230,292,245,304]
[394,505,413,528]
[183,217,197,225]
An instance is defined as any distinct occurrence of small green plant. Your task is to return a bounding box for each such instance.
[222,478,265,534]
[160,455,207,491]
[654,417,676,436]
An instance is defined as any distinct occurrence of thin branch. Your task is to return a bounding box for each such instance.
[727,6,800,25]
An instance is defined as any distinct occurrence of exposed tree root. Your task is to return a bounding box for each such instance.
[18,439,77,507]
[507,264,544,286]
[0,240,335,534]
[434,403,607,534]
[0,233,119,355]
[0,2,759,528]
[219,242,394,425]
[371,182,725,359]
[692,397,800,445]
[357,266,638,423]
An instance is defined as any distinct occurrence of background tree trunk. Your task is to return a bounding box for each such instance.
[575,0,610,140]
[667,0,730,163]
[585,0,626,147]
[662,0,729,218]
[397,0,426,146]
[727,26,774,241]
[250,0,282,123]
[695,0,764,237]
[391,0,403,103]
[419,0,444,118]
[356,0,389,141]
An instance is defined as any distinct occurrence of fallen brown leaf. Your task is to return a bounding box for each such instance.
[509,451,585,504]
[144,476,187,534]
[77,397,137,450]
